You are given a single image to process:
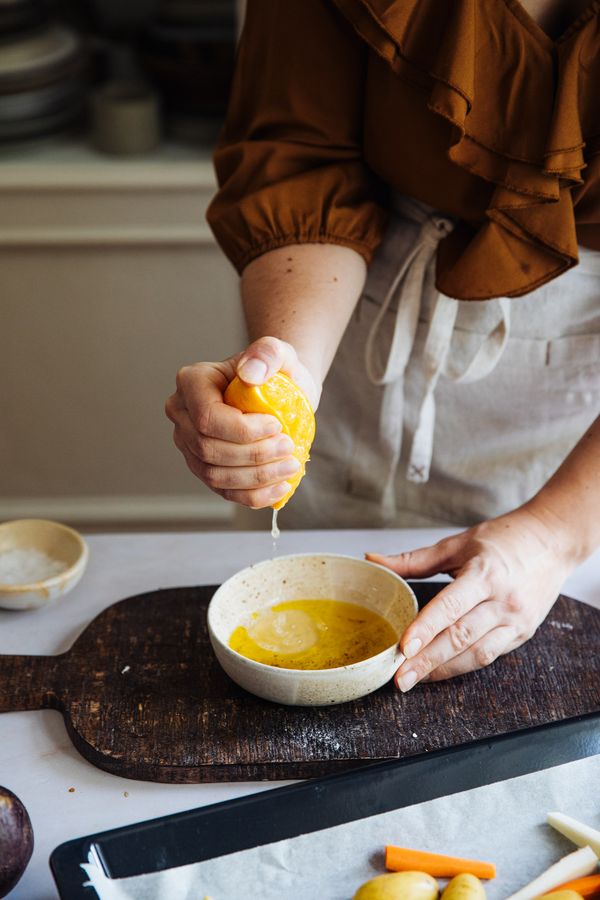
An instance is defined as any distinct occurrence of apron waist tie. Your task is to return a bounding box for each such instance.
[364,212,512,517]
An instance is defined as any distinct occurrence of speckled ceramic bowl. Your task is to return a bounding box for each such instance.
[0,518,88,610]
[207,553,418,706]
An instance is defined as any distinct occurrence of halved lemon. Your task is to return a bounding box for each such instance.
[224,372,315,509]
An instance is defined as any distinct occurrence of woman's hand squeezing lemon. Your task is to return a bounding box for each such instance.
[165,337,318,509]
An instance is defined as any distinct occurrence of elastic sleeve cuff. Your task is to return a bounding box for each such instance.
[231,232,380,274]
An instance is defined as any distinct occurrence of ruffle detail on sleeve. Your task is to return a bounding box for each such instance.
[332,0,599,299]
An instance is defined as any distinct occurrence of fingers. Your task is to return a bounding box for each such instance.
[170,364,283,441]
[169,388,298,507]
[422,625,520,682]
[399,572,489,659]
[180,442,291,508]
[393,602,509,691]
[166,342,318,506]
[366,541,455,579]
[167,391,281,444]
[221,482,291,509]
[188,455,300,492]
[237,336,298,385]
[368,542,485,662]
[172,408,295,466]
[378,516,565,691]
[236,336,321,409]
[175,431,300,488]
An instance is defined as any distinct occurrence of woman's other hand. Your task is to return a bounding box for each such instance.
[367,508,572,689]
[165,336,320,508]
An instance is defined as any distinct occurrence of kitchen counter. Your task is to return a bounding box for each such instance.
[1,528,599,899]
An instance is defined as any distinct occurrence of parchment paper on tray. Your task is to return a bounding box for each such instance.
[83,755,600,900]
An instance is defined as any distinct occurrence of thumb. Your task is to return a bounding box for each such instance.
[237,336,297,386]
[366,542,453,579]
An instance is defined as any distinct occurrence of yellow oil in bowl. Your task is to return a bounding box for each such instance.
[229,599,398,670]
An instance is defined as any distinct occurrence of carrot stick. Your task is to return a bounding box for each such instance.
[385,845,496,879]
[552,873,600,897]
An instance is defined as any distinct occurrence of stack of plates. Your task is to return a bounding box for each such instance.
[0,3,85,142]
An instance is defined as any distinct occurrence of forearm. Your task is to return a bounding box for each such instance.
[241,243,367,388]
[522,413,600,565]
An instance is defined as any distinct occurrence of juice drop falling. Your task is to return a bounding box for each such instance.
[271,508,280,556]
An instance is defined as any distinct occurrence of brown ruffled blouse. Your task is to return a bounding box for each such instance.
[206,0,600,300]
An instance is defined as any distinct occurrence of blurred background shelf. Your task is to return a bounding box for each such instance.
[0,133,217,244]
[0,133,215,185]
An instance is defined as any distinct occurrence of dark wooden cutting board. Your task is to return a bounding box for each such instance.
[1,583,598,782]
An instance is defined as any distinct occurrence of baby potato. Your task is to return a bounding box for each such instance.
[539,893,584,899]
[441,873,486,899]
[353,871,439,900]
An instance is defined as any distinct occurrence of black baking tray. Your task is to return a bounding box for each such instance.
[51,711,600,898]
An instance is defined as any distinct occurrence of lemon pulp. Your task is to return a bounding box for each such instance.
[229,599,398,670]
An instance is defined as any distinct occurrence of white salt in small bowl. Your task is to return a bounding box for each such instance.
[0,519,88,610]
[207,553,418,706]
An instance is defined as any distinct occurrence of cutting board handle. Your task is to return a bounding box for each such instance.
[0,654,64,712]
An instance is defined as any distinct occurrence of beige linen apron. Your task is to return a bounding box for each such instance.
[281,196,600,529]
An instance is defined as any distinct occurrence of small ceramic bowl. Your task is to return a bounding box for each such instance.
[0,519,88,611]
[207,553,418,706]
